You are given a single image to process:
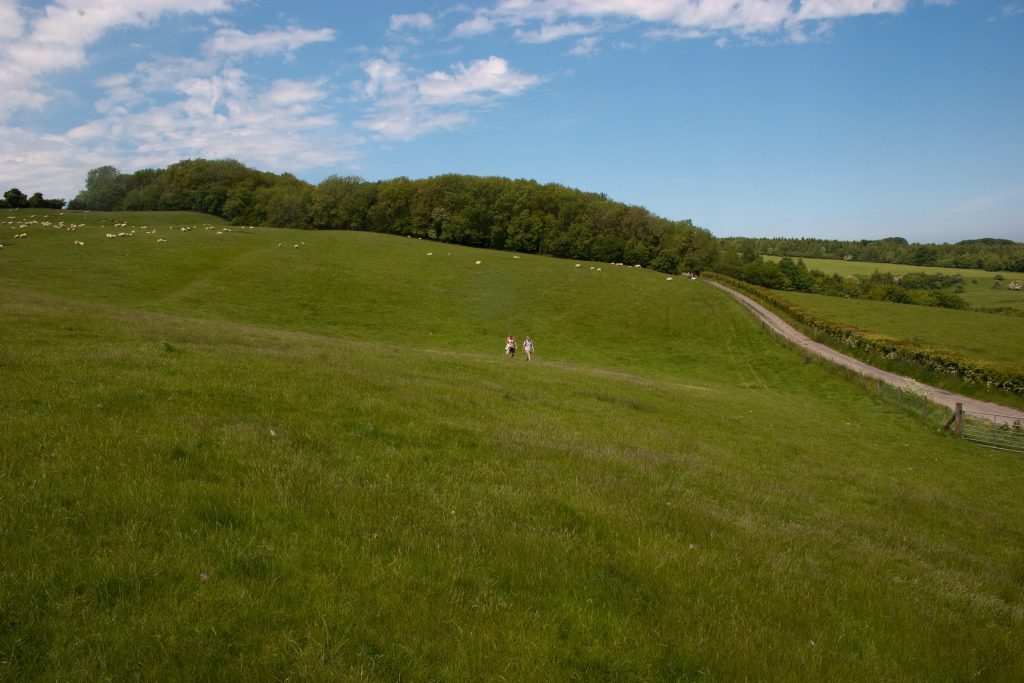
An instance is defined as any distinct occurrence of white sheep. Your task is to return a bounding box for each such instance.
[666,277,673,281]
[475,260,482,265]
[74,240,84,246]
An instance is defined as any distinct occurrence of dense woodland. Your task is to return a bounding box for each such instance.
[719,235,1024,273]
[63,160,719,274]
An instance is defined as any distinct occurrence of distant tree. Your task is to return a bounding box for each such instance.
[69,166,126,210]
[3,188,28,208]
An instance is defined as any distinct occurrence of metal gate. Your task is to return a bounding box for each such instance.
[953,405,1024,453]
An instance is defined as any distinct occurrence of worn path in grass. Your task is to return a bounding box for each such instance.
[707,279,1024,425]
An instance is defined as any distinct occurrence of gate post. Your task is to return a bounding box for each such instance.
[954,402,963,438]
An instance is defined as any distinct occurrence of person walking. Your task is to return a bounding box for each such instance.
[505,334,516,359]
[523,336,534,361]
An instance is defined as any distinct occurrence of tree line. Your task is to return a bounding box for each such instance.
[1,187,66,210]
[714,254,972,309]
[66,160,720,274]
[719,235,1024,273]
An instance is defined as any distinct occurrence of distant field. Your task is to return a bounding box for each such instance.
[764,255,1024,310]
[3,209,1024,679]
[776,290,1024,367]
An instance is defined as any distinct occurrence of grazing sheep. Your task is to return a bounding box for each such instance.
[666,277,673,281]
[74,240,84,246]
[426,252,433,256]
[475,260,482,265]
[575,263,581,268]
[157,238,167,243]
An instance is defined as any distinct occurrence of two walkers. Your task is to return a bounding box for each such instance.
[505,335,535,361]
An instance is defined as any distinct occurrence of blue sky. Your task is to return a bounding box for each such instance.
[0,0,1021,242]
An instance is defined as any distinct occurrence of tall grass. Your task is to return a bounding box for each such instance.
[2,210,1024,680]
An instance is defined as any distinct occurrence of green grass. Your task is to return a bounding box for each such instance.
[765,255,1024,311]
[776,291,1024,368]
[3,210,1024,680]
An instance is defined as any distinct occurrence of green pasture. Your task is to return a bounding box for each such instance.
[3,210,1024,680]
[764,255,1024,311]
[776,291,1024,368]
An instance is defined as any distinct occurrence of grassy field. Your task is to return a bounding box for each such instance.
[3,210,1024,680]
[776,291,1024,368]
[764,255,1024,311]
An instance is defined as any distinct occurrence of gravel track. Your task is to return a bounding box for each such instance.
[706,279,1024,426]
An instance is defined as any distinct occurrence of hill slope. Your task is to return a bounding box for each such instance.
[2,210,1024,679]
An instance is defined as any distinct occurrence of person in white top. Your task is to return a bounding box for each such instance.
[505,334,516,358]
[523,336,534,361]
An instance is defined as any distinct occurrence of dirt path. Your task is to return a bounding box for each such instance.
[706,279,1024,426]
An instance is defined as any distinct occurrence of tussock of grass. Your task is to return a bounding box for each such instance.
[2,210,1024,679]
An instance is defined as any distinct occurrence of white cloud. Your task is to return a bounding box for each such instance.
[389,12,435,31]
[205,26,335,57]
[0,0,233,119]
[357,56,541,141]
[795,0,906,22]
[419,56,540,103]
[0,0,24,40]
[0,124,111,200]
[62,62,358,176]
[456,0,910,44]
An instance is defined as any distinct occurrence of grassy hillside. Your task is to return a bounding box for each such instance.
[3,210,1024,680]
[765,255,1024,311]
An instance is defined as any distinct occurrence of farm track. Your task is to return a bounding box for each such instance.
[706,279,1024,425]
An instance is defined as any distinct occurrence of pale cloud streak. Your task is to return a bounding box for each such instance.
[389,12,436,31]
[205,26,335,57]
[452,0,909,43]
[514,21,593,43]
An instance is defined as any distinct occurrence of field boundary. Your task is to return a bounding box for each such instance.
[705,278,1024,430]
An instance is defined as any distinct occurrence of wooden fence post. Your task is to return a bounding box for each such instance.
[954,402,963,438]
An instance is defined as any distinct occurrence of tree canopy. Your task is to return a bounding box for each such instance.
[719,235,1024,273]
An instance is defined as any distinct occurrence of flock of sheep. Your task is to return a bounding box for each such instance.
[2,212,698,284]
[0,213,259,250]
